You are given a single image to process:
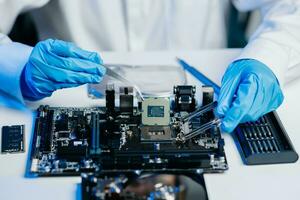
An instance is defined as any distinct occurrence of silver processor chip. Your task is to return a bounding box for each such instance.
[142,97,170,126]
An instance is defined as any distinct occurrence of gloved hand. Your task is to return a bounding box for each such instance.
[216,59,284,133]
[20,39,106,101]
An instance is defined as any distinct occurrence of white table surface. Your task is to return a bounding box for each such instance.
[0,49,299,200]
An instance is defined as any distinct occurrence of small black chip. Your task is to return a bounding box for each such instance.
[1,125,25,153]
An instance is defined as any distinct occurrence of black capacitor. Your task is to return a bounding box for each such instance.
[173,85,196,112]
[105,84,115,115]
[201,86,214,123]
[202,86,214,106]
[119,87,134,114]
[138,101,142,111]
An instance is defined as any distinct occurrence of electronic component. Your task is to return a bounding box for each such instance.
[202,86,214,106]
[201,86,215,124]
[26,81,299,200]
[142,97,170,126]
[235,112,298,165]
[105,84,115,116]
[90,112,101,155]
[36,106,54,152]
[174,85,196,112]
[81,173,185,200]
[119,87,134,114]
[1,125,25,153]
[140,125,172,142]
[29,85,228,176]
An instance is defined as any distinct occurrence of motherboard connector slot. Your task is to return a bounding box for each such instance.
[90,112,101,155]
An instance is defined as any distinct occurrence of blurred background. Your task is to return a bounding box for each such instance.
[8,0,260,49]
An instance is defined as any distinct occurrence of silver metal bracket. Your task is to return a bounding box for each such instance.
[176,101,221,143]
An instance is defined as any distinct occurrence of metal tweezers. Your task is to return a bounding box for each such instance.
[176,101,221,142]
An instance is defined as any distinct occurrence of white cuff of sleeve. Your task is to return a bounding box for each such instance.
[0,33,12,44]
[0,42,33,107]
[235,38,289,86]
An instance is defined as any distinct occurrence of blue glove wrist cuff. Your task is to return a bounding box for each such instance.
[20,65,48,101]
[233,59,281,85]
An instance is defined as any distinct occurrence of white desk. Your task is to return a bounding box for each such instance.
[0,50,299,200]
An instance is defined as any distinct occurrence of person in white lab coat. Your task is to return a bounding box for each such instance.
[0,0,299,132]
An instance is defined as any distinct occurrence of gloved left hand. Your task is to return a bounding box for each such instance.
[216,59,284,133]
[21,39,106,101]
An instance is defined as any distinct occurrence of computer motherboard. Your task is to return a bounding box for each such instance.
[29,85,228,177]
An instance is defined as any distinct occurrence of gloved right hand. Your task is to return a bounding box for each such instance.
[216,59,284,133]
[20,39,106,101]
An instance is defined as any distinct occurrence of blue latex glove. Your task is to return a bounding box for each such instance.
[216,59,284,133]
[20,39,106,101]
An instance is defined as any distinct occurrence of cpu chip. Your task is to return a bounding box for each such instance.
[142,97,170,126]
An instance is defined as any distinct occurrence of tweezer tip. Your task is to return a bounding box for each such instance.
[175,57,183,63]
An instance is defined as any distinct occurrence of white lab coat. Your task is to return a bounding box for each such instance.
[30,0,228,51]
[0,0,300,107]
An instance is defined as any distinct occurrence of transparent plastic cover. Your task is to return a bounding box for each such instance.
[88,64,187,98]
